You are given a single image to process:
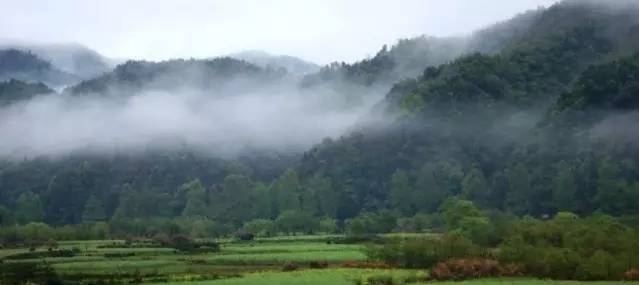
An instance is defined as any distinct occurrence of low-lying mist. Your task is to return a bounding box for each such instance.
[0,83,387,160]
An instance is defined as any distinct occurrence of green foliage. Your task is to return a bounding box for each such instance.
[273,169,301,214]
[15,191,44,224]
[243,219,276,237]
[390,169,413,215]
[275,210,317,235]
[345,210,398,235]
[82,194,107,222]
[181,179,208,218]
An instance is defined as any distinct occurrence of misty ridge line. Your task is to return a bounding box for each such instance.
[1,0,638,160]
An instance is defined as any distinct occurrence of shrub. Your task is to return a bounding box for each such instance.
[328,234,385,244]
[364,274,396,285]
[341,261,391,269]
[624,268,639,281]
[367,234,479,268]
[429,259,512,281]
[234,230,255,241]
[282,261,299,271]
[309,260,328,269]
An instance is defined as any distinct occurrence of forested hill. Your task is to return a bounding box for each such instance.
[229,50,320,75]
[297,0,639,219]
[66,57,287,96]
[0,42,112,79]
[2,0,639,232]
[0,79,53,105]
[0,49,78,87]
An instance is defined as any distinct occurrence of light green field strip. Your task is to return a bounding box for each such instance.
[148,268,421,285]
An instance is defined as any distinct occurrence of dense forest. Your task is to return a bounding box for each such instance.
[1,0,639,241]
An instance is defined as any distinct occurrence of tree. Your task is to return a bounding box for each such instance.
[506,163,532,215]
[112,184,137,220]
[15,191,43,224]
[461,167,490,207]
[82,195,106,222]
[440,197,482,230]
[243,219,276,237]
[251,182,273,219]
[272,169,301,214]
[595,158,627,215]
[275,210,317,235]
[414,163,448,212]
[181,179,208,218]
[552,161,577,212]
[319,217,338,234]
[0,205,15,226]
[306,173,338,218]
[219,174,253,223]
[390,169,414,215]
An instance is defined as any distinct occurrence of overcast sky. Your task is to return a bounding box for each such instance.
[0,0,559,64]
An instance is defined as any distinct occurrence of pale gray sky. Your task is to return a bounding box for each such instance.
[0,0,559,64]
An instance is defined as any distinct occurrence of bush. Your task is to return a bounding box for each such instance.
[364,274,396,285]
[342,261,391,269]
[234,230,255,241]
[328,234,385,244]
[309,260,329,269]
[282,261,299,271]
[366,234,480,268]
[4,249,76,260]
[429,259,521,281]
[624,268,639,281]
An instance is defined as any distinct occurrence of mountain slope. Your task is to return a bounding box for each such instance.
[0,79,53,105]
[67,57,286,96]
[229,50,319,75]
[0,49,78,87]
[296,0,639,218]
[0,42,112,79]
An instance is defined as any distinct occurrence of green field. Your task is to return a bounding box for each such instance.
[2,236,639,284]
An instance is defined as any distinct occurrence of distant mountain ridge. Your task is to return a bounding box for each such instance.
[0,42,112,79]
[228,50,320,75]
[0,49,78,87]
[66,57,287,96]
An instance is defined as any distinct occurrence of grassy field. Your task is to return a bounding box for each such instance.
[2,236,639,284]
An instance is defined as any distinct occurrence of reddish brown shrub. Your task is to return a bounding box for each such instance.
[341,261,391,269]
[282,261,299,271]
[309,260,329,269]
[624,268,639,281]
[499,263,524,277]
[430,258,514,281]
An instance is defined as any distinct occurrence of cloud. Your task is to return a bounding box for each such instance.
[0,0,559,64]
[0,82,386,159]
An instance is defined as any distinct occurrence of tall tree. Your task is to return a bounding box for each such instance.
[552,161,577,212]
[181,179,208,218]
[307,173,339,218]
[272,169,301,214]
[251,182,273,219]
[82,194,107,222]
[506,163,532,215]
[15,191,44,224]
[414,163,448,212]
[390,169,413,215]
[220,174,253,223]
[461,167,490,207]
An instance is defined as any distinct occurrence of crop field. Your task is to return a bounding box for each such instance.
[2,235,639,284]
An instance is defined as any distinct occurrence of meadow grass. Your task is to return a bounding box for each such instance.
[148,268,422,285]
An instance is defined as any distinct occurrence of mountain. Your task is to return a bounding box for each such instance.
[0,49,78,87]
[229,50,319,75]
[67,57,286,96]
[3,0,639,229]
[296,0,639,218]
[0,42,111,79]
[0,79,53,105]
